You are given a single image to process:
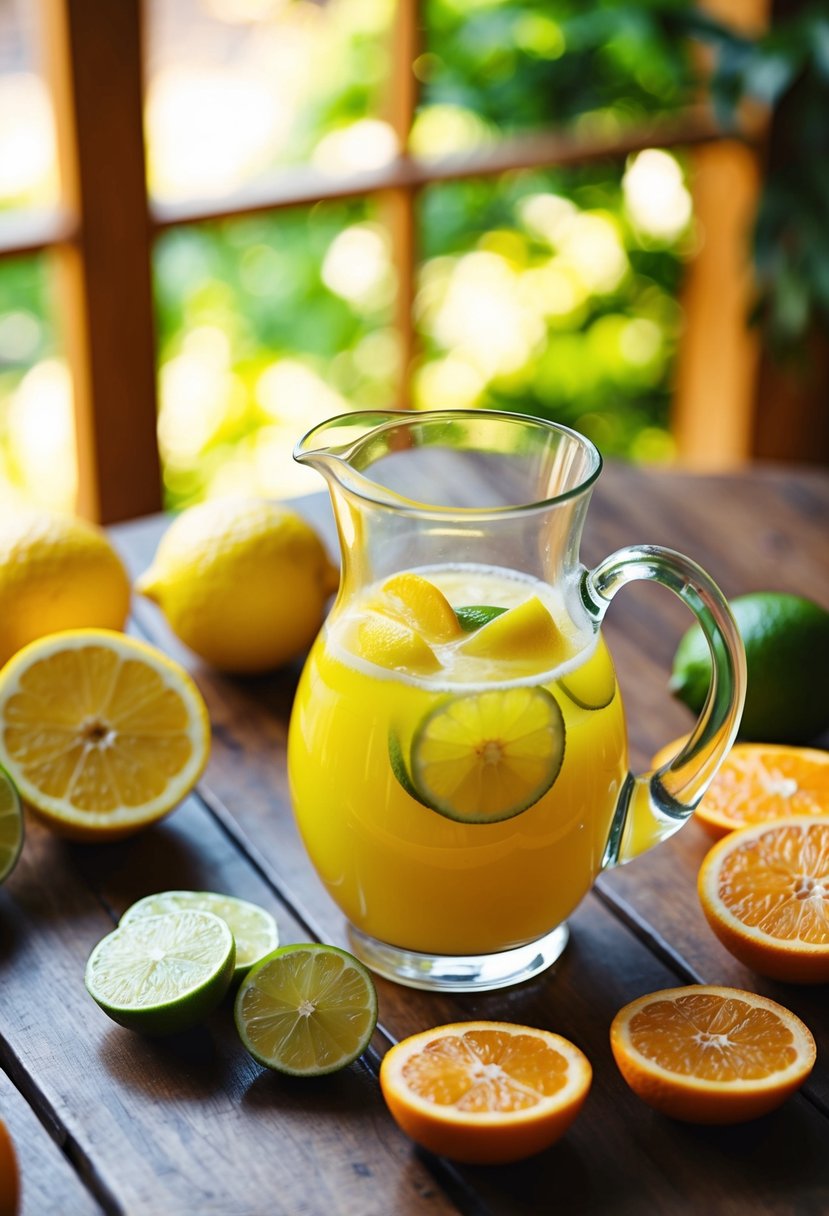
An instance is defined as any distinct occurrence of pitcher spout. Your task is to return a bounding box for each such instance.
[294,411,402,473]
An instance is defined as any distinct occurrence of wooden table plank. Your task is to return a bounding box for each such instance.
[109,461,829,1214]
[0,801,459,1215]
[0,1070,102,1216]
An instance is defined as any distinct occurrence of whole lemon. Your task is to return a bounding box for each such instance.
[136,498,339,673]
[0,505,130,666]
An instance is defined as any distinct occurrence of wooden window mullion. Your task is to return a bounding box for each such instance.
[381,0,419,410]
[42,0,162,523]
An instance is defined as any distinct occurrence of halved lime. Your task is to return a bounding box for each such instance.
[85,910,236,1035]
[121,890,278,980]
[410,687,566,824]
[0,766,23,884]
[234,943,378,1076]
[558,644,617,711]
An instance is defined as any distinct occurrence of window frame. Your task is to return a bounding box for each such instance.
[0,0,763,522]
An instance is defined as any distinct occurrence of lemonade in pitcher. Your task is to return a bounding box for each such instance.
[289,563,626,958]
[287,409,745,992]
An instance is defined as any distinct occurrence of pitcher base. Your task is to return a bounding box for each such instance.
[346,923,570,993]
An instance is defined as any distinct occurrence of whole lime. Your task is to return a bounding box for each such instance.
[670,593,829,744]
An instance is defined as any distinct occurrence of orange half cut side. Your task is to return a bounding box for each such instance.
[380,1021,591,1164]
[611,985,816,1123]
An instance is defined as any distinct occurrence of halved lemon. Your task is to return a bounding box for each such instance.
[380,1021,592,1164]
[0,766,23,884]
[410,687,565,823]
[0,629,210,840]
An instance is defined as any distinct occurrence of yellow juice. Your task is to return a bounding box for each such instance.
[288,565,627,956]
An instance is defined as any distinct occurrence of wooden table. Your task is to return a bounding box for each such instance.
[2,461,828,1216]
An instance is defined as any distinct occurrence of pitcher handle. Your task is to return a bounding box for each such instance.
[580,545,746,866]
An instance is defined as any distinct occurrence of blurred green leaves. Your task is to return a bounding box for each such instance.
[669,1,829,353]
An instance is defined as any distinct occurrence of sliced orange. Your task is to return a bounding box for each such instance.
[0,1118,19,1216]
[379,1021,591,1165]
[0,629,210,840]
[698,816,829,983]
[610,985,816,1124]
[651,739,829,838]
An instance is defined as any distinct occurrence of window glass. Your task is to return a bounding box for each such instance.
[0,0,59,213]
[414,153,693,462]
[145,0,397,203]
[154,201,399,508]
[0,255,75,510]
[414,0,695,155]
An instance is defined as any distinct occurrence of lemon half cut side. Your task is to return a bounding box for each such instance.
[0,629,210,840]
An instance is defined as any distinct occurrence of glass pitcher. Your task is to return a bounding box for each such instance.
[287,410,745,992]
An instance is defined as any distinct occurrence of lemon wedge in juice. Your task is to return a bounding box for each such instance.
[459,596,569,667]
[375,572,462,643]
[355,613,441,674]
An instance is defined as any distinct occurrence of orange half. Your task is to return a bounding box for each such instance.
[651,740,829,838]
[698,816,829,982]
[379,1021,591,1164]
[0,1119,19,1216]
[611,985,816,1124]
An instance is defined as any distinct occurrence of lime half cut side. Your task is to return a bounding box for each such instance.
[235,943,378,1076]
[410,686,566,824]
[121,890,278,980]
[0,766,23,884]
[85,909,235,1035]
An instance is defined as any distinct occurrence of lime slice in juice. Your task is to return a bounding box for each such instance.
[121,890,278,980]
[0,766,23,884]
[85,910,235,1035]
[558,644,617,711]
[410,687,566,824]
[235,943,378,1076]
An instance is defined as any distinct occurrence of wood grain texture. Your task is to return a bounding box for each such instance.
[0,1071,101,1216]
[3,461,826,1215]
[0,803,457,1215]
